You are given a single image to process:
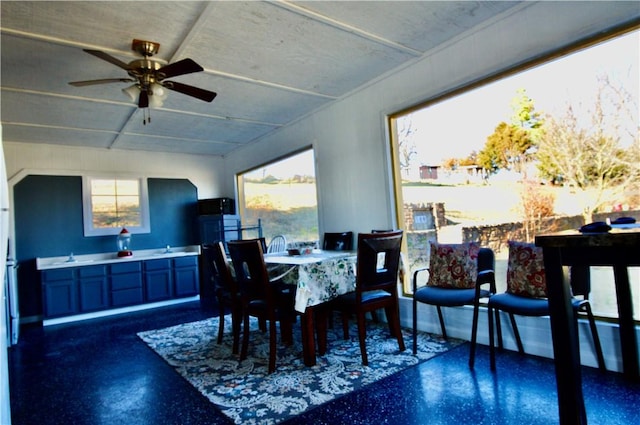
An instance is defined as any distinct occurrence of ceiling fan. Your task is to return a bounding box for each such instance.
[69,39,217,108]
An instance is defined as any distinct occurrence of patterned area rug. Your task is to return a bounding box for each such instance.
[138,315,462,425]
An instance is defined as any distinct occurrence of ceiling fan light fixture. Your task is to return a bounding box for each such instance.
[122,84,139,101]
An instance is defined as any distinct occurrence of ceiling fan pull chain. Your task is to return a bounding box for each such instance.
[141,108,154,125]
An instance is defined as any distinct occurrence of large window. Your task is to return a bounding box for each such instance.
[82,176,150,236]
[237,149,319,246]
[391,29,639,320]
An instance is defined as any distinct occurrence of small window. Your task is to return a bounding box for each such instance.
[82,176,150,236]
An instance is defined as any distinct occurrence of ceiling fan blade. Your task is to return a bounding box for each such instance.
[69,78,134,87]
[162,81,217,102]
[138,90,149,108]
[156,58,203,79]
[84,49,131,70]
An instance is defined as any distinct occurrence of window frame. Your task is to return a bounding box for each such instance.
[82,175,150,236]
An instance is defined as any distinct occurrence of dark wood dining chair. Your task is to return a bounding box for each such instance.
[322,231,353,251]
[488,241,605,371]
[202,242,242,354]
[412,242,496,368]
[227,239,297,373]
[332,230,406,365]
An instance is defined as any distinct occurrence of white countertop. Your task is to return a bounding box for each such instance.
[36,245,201,270]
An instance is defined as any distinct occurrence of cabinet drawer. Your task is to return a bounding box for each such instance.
[42,268,74,282]
[144,259,171,271]
[110,262,142,274]
[78,265,106,278]
[111,273,142,291]
[174,255,198,268]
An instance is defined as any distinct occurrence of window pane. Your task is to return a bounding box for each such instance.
[238,149,319,245]
[116,180,139,196]
[91,179,116,196]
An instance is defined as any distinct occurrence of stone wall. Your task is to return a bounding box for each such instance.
[462,210,640,255]
[403,203,639,257]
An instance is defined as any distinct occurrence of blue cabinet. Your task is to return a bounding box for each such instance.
[41,255,199,320]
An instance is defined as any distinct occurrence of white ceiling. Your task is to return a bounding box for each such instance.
[0,1,632,158]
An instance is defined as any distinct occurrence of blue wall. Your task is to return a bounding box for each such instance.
[13,175,199,318]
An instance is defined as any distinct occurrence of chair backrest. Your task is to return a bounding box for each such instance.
[477,247,495,274]
[210,241,237,294]
[267,235,287,253]
[356,230,403,293]
[227,239,273,304]
[322,231,353,251]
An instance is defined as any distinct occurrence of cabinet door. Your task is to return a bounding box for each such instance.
[173,256,199,297]
[42,269,77,318]
[144,259,173,301]
[78,266,108,312]
[78,277,109,311]
[43,280,77,317]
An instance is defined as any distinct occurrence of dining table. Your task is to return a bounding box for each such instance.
[535,225,640,425]
[264,249,358,366]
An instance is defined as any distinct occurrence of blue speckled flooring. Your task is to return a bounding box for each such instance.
[8,301,640,425]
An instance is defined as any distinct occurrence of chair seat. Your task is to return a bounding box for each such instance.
[414,286,491,306]
[489,293,550,316]
[336,289,391,305]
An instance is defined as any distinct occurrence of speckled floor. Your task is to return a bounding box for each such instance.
[8,301,640,425]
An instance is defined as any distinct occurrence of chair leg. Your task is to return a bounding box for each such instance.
[341,312,350,340]
[231,308,241,355]
[412,299,418,355]
[280,318,293,346]
[495,309,503,349]
[268,319,277,374]
[436,306,447,339]
[240,314,251,361]
[488,305,496,370]
[469,299,480,369]
[508,313,525,354]
[385,303,405,352]
[370,309,380,323]
[581,304,606,371]
[217,299,225,345]
[356,311,369,366]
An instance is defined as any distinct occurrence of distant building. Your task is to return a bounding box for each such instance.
[419,165,439,180]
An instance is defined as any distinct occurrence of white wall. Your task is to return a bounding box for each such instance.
[3,142,225,199]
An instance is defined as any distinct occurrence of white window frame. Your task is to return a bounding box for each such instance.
[82,176,150,236]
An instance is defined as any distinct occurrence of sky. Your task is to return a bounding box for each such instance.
[405,29,639,165]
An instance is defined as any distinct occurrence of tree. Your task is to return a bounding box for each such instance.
[396,115,418,177]
[536,77,640,222]
[478,89,543,176]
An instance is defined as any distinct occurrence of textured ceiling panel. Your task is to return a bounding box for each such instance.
[2,1,631,158]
